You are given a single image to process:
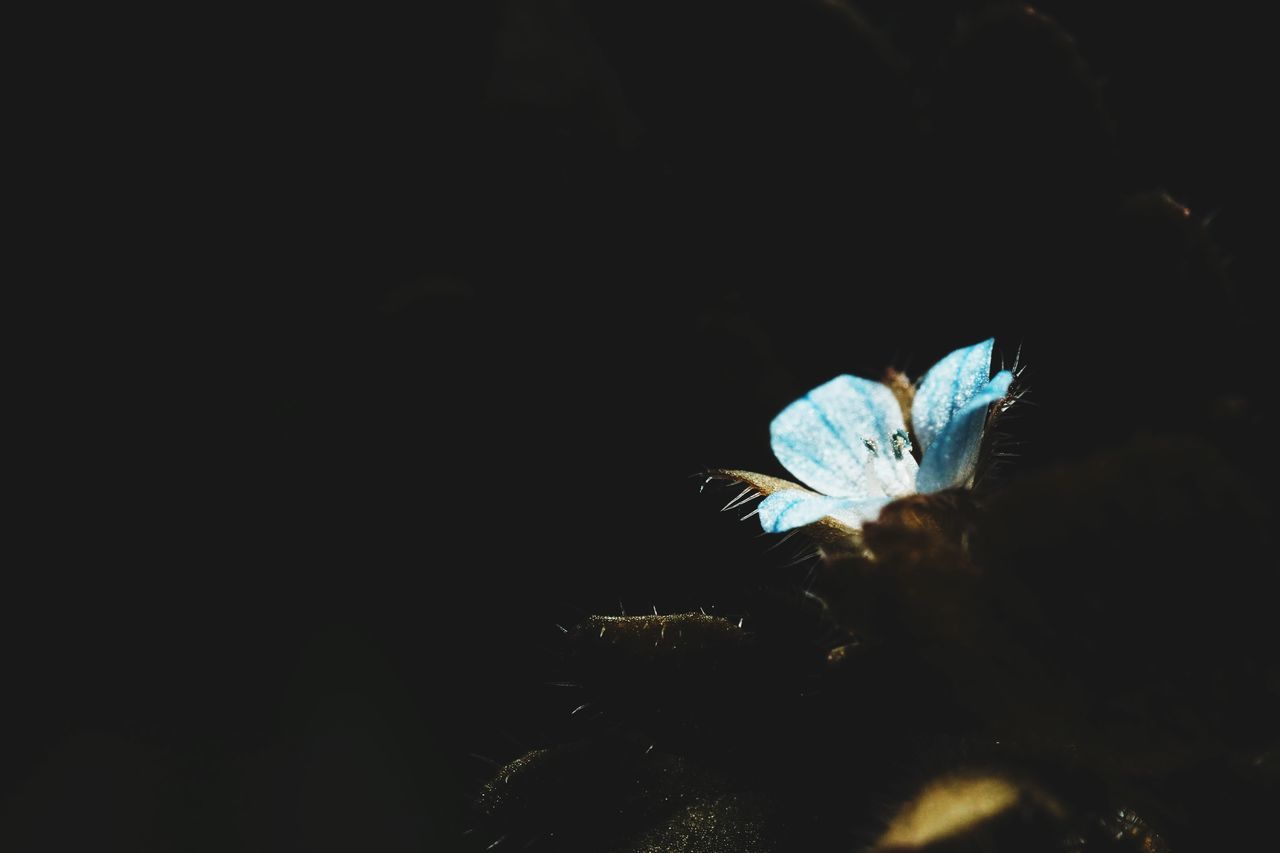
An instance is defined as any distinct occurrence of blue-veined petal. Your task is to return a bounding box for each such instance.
[770,375,918,499]
[912,339,998,454]
[758,490,891,533]
[915,371,1013,493]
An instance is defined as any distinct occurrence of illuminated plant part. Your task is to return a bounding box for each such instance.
[717,339,1014,538]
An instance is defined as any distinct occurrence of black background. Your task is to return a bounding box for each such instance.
[5,2,1274,850]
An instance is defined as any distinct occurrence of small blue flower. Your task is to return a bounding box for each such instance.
[741,339,1013,534]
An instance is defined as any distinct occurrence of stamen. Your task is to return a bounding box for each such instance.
[890,429,912,460]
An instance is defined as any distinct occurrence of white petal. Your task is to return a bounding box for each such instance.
[770,375,918,499]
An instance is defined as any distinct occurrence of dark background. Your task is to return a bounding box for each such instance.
[5,1,1273,850]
